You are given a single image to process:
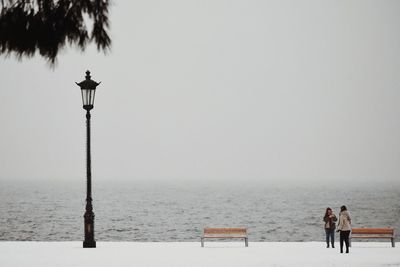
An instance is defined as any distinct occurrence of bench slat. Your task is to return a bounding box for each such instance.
[204,228,247,235]
[352,228,394,235]
[350,238,394,240]
[203,238,247,239]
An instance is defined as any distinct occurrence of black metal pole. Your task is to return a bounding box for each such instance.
[83,109,96,248]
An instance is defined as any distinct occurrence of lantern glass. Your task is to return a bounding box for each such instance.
[81,88,96,108]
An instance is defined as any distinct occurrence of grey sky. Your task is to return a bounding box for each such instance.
[0,0,399,185]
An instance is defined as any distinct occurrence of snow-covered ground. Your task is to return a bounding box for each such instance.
[0,242,399,267]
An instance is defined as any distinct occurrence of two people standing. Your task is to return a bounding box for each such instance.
[323,205,352,253]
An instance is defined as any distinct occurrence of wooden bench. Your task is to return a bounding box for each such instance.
[201,228,248,247]
[351,228,395,247]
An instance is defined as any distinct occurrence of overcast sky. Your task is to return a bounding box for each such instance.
[0,0,399,186]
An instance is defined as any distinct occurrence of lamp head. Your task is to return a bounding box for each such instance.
[76,70,100,110]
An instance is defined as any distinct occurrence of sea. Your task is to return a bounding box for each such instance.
[1,180,399,242]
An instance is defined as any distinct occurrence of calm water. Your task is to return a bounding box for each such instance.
[0,180,399,241]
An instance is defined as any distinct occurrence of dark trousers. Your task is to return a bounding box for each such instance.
[325,228,335,246]
[340,230,350,253]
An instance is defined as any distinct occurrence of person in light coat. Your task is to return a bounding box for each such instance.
[337,205,351,253]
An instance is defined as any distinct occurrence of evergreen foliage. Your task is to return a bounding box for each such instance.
[0,0,111,64]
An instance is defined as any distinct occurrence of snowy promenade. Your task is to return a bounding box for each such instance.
[0,242,399,267]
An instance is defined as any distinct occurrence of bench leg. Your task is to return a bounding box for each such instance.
[392,238,395,248]
[201,238,204,247]
[245,238,248,247]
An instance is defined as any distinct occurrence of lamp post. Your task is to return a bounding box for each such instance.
[76,70,100,248]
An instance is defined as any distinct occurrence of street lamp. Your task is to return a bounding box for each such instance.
[76,70,100,248]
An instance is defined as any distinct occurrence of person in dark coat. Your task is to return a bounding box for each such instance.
[323,207,337,248]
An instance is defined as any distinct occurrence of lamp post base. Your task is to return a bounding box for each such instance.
[83,211,96,248]
[83,240,96,248]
